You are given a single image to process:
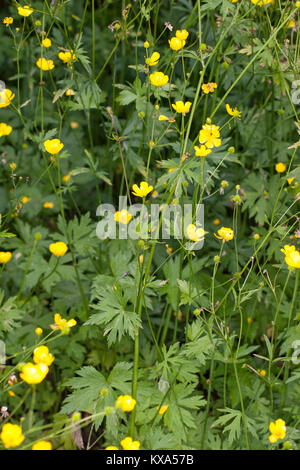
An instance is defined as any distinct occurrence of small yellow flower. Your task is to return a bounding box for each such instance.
[62,173,71,182]
[149,71,169,87]
[43,202,54,209]
[65,88,75,96]
[213,218,221,225]
[172,101,192,114]
[157,405,169,415]
[20,362,49,384]
[251,0,274,5]
[145,51,160,66]
[199,124,221,148]
[33,346,54,366]
[286,20,296,28]
[186,224,205,242]
[132,181,153,198]
[8,390,15,397]
[226,103,242,119]
[0,252,12,264]
[105,446,119,450]
[202,82,217,94]
[17,5,34,17]
[275,162,286,173]
[258,369,266,377]
[58,50,76,66]
[169,36,185,51]
[281,245,300,269]
[21,196,31,204]
[3,17,13,26]
[143,41,150,48]
[115,395,136,412]
[194,145,211,157]
[214,227,234,242]
[35,327,43,336]
[120,437,140,450]
[158,115,169,121]
[49,241,68,257]
[52,313,77,334]
[253,233,260,240]
[41,38,52,48]
[0,423,25,448]
[247,317,253,324]
[70,121,79,129]
[114,210,132,225]
[175,29,189,41]
[269,419,286,443]
[296,1,300,7]
[32,441,52,450]
[36,58,55,71]
[0,88,15,108]
[44,138,64,155]
[0,123,13,137]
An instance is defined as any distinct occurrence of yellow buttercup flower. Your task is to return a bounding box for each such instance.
[199,124,221,148]
[186,224,205,242]
[20,362,49,384]
[132,181,153,198]
[158,115,169,121]
[214,227,234,242]
[269,419,286,443]
[114,210,132,225]
[194,145,211,157]
[251,0,274,5]
[172,101,192,114]
[213,218,221,225]
[145,52,160,66]
[3,17,13,26]
[258,369,266,377]
[43,202,54,209]
[157,405,169,415]
[296,1,300,7]
[32,441,52,450]
[62,173,71,182]
[202,82,217,94]
[281,245,300,269]
[42,38,52,48]
[226,103,242,119]
[275,162,286,173]
[105,446,119,450]
[35,327,43,336]
[0,424,25,448]
[49,241,68,257]
[120,437,141,450]
[143,41,150,48]
[58,50,76,66]
[0,252,12,264]
[33,346,54,366]
[65,88,75,96]
[21,196,31,204]
[169,37,185,51]
[149,71,169,87]
[0,88,15,108]
[0,123,13,137]
[17,5,34,17]
[44,138,64,155]
[115,395,136,412]
[36,57,55,71]
[52,313,77,334]
[175,29,189,41]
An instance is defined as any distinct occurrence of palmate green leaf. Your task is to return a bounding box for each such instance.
[85,284,142,346]
[61,362,132,431]
[0,291,23,337]
[142,427,179,450]
[156,342,200,384]
[164,383,206,443]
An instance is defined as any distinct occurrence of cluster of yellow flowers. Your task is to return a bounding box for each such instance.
[106,437,141,451]
[0,423,52,449]
[169,29,189,51]
[20,345,54,385]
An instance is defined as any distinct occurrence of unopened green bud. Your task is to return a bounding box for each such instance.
[228,146,235,154]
